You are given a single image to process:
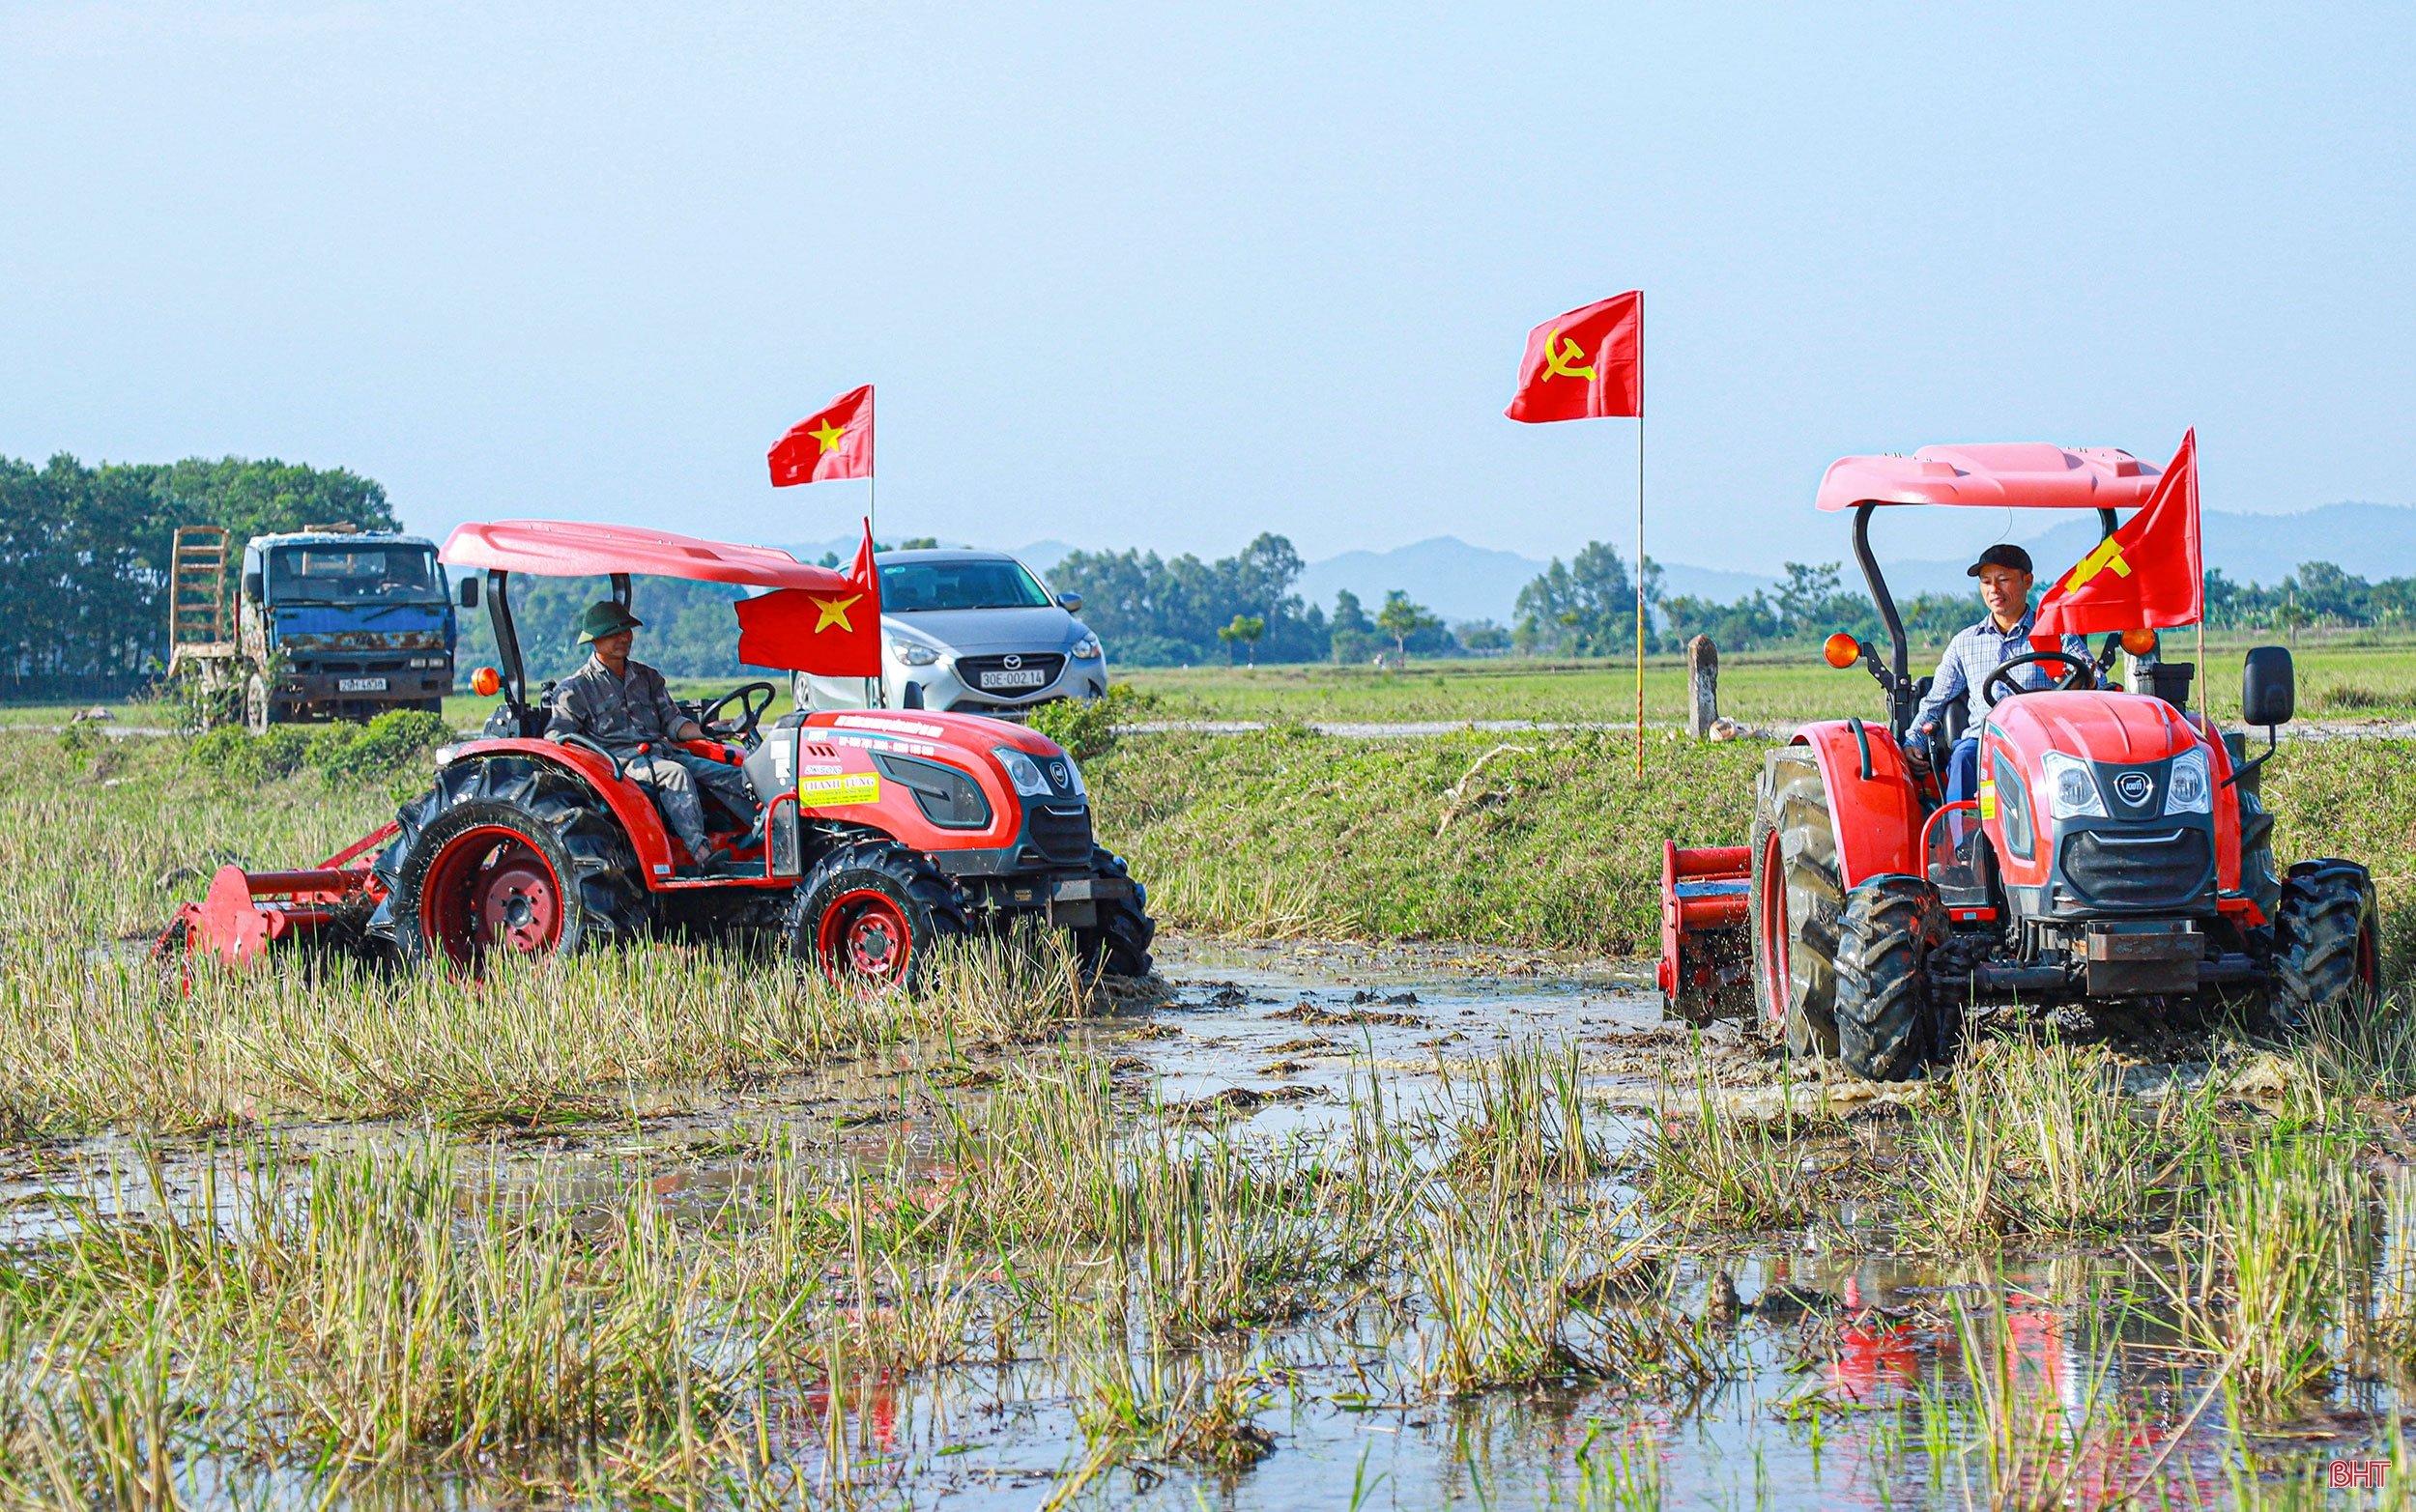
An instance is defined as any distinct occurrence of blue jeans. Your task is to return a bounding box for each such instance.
[1943,736,1981,846]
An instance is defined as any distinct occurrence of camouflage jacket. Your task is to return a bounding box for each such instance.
[544,655,690,756]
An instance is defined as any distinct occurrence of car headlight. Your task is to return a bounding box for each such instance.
[2165,748,2211,815]
[887,636,940,668]
[1070,632,1102,660]
[2040,752,2106,819]
[992,746,1050,797]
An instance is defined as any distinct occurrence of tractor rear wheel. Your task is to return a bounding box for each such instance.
[788,840,971,991]
[1833,876,1947,1081]
[1076,848,1157,979]
[375,756,647,969]
[1749,749,1842,1058]
[2266,861,2382,1036]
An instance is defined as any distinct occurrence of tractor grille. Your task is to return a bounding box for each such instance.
[1025,804,1094,866]
[2057,826,2215,909]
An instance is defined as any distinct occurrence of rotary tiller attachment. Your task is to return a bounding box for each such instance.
[1657,841,1754,1025]
[158,824,397,968]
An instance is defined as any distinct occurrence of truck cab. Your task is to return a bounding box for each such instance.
[237,529,458,727]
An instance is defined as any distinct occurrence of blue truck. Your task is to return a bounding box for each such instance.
[168,525,462,731]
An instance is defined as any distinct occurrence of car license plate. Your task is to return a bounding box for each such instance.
[337,676,388,693]
[978,668,1049,690]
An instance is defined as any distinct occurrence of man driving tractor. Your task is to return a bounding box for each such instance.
[1904,543,2090,808]
[547,601,762,874]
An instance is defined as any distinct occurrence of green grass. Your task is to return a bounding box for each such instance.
[1121,632,2416,727]
[1089,724,2416,958]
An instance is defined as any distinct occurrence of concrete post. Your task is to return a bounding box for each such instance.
[1686,635,1719,738]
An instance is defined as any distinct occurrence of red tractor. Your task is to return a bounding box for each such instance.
[166,521,1154,985]
[1660,443,2379,1080]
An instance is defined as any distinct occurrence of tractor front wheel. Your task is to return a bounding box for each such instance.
[788,841,971,991]
[1076,848,1157,979]
[1749,749,1843,1058]
[2266,861,2382,1036]
[1833,876,1947,1081]
[375,756,647,969]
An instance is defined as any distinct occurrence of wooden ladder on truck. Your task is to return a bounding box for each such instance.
[165,527,238,699]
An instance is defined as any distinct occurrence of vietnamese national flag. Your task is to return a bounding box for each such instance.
[768,385,874,486]
[2030,429,2202,649]
[1506,293,1641,423]
[734,520,882,674]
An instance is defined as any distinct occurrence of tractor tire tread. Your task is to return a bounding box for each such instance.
[1078,848,1157,979]
[2268,862,2380,1036]
[1834,876,1946,1082]
[786,839,971,989]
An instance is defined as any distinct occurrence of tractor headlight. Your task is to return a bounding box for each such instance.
[1061,756,1087,796]
[992,746,1050,798]
[886,635,940,668]
[2041,752,2106,819]
[2165,749,2212,815]
[1070,632,1103,660]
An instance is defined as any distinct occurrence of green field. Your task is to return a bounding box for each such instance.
[1122,633,2416,727]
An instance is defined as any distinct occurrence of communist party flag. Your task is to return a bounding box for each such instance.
[768,385,874,486]
[734,520,881,674]
[2030,429,2202,648]
[1506,293,1641,422]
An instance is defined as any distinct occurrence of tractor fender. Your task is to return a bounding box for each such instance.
[435,738,681,885]
[1790,721,1923,890]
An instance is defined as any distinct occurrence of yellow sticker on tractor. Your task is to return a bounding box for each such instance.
[1977,780,1997,821]
[798,772,881,808]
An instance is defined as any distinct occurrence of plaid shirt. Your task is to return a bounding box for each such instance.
[1912,608,2090,733]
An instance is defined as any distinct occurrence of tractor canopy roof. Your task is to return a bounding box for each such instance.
[440,520,851,592]
[1816,442,2164,513]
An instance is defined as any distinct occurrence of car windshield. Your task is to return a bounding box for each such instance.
[267,545,442,604]
[878,559,1051,612]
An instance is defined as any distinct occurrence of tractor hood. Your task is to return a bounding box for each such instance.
[1983,690,2200,764]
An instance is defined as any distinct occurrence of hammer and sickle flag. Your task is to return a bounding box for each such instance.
[2031,429,2202,650]
[1506,293,1641,423]
[768,385,875,487]
[733,520,883,675]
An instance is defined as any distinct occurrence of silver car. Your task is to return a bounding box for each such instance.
[794,549,1107,715]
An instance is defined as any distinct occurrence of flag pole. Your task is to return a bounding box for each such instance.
[868,475,884,710]
[1633,293,1646,779]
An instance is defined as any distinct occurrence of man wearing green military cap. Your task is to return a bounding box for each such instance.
[546,600,761,875]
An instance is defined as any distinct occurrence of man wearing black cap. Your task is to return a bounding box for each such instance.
[546,601,762,875]
[1905,544,2089,811]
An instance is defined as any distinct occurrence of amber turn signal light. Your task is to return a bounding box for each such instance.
[1823,632,1861,670]
[471,666,503,698]
[2120,628,2159,656]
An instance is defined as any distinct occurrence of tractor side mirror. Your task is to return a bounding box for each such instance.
[1056,590,1083,613]
[457,575,480,610]
[242,569,264,602]
[2242,646,2295,727]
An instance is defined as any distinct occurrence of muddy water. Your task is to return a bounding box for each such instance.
[2,938,2398,1508]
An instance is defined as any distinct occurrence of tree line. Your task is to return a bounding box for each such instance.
[0,454,393,682]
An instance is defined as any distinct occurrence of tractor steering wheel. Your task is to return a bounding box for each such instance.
[1982,650,2094,708]
[699,681,777,743]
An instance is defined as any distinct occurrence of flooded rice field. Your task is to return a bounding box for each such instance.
[2,936,2410,1508]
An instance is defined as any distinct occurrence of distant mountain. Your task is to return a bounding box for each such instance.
[1877,502,2416,599]
[1294,536,1547,625]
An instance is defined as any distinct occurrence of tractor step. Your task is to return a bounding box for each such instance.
[1659,842,1754,1024]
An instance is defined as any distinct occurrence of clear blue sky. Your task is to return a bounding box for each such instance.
[3,2,2409,573]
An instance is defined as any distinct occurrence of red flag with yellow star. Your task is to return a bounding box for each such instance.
[1506,294,1641,423]
[2029,429,2202,649]
[734,520,882,673]
[768,385,874,486]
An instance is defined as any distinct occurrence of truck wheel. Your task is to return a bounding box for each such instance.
[1749,749,1843,1057]
[1834,876,1947,1081]
[788,840,970,991]
[374,756,647,969]
[1076,848,1156,979]
[244,673,273,735]
[2267,861,2382,1035]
